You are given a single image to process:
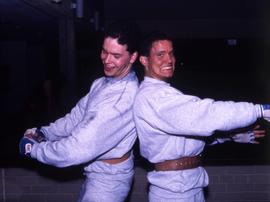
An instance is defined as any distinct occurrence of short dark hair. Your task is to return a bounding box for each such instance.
[139,30,173,57]
[103,20,141,54]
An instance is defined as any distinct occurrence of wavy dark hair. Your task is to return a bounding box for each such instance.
[139,30,173,57]
[103,20,141,54]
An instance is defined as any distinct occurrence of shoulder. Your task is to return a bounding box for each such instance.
[137,80,179,100]
[133,82,161,111]
[87,76,105,92]
[114,73,139,99]
[92,76,106,86]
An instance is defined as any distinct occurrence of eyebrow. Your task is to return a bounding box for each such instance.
[156,49,174,55]
[102,48,123,56]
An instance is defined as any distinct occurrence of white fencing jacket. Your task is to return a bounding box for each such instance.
[133,76,261,197]
[30,71,139,169]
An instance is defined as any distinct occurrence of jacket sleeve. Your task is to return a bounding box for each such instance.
[30,97,133,167]
[40,94,89,141]
[136,87,261,137]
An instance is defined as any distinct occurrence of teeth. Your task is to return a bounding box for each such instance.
[162,67,173,70]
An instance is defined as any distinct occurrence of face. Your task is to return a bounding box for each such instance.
[100,37,137,78]
[140,40,176,81]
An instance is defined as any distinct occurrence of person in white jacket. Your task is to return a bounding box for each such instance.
[19,21,141,202]
[133,31,270,202]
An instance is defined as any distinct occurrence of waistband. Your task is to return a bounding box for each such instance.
[154,155,202,171]
[101,151,131,164]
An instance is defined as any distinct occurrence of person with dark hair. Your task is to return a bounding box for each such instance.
[19,21,141,202]
[133,30,269,202]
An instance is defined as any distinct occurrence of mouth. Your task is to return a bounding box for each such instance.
[104,65,114,72]
[161,66,174,71]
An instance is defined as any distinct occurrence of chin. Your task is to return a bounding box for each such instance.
[163,75,173,81]
[104,70,113,76]
[164,73,173,78]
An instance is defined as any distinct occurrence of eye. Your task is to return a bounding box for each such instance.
[157,52,164,57]
[113,54,121,59]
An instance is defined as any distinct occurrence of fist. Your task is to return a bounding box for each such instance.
[24,128,46,143]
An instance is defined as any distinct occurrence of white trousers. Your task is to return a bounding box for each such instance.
[147,167,208,202]
[149,189,205,202]
[77,155,134,202]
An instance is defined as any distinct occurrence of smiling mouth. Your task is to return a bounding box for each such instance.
[162,66,174,70]
[104,66,114,71]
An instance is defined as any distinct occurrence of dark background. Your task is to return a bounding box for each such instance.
[1,0,270,167]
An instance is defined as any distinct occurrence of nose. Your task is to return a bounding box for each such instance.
[104,54,112,63]
[101,52,111,64]
[165,53,173,64]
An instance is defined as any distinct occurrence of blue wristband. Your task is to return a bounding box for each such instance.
[19,137,34,158]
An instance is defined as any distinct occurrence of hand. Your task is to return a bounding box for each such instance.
[19,136,37,157]
[24,128,46,143]
[262,104,270,122]
[232,125,266,144]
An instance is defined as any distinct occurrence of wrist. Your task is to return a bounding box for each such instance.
[261,104,270,117]
[35,128,46,142]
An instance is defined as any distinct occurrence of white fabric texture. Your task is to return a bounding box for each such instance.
[77,154,134,202]
[133,76,261,200]
[31,71,138,166]
[149,186,205,202]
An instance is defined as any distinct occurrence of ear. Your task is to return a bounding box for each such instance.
[139,56,148,68]
[130,52,138,64]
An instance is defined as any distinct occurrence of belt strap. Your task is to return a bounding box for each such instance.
[155,155,202,171]
[101,151,130,164]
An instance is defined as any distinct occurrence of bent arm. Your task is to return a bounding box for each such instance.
[31,103,133,167]
[40,94,89,141]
